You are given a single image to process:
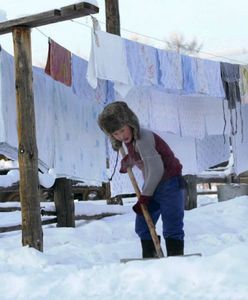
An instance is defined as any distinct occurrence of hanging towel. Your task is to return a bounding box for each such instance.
[232,104,248,175]
[178,96,206,139]
[122,87,152,129]
[239,65,248,104]
[192,57,209,95]
[125,39,159,87]
[204,59,225,98]
[45,39,72,87]
[220,62,241,109]
[220,62,242,136]
[86,29,133,97]
[149,89,180,135]
[181,55,196,94]
[181,55,209,95]
[157,49,183,92]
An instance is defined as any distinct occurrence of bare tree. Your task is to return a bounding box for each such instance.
[165,32,203,54]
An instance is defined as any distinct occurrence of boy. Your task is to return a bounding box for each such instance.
[98,101,185,257]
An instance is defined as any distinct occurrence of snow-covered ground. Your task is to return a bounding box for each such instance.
[0,195,248,300]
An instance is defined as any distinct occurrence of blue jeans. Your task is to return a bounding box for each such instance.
[135,176,185,240]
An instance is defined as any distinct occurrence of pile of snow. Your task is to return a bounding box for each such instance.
[0,196,248,299]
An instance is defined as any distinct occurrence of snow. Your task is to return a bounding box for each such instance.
[0,159,56,188]
[0,195,248,300]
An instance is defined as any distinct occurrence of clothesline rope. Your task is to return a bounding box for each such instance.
[77,17,248,65]
[34,27,50,39]
[34,19,247,65]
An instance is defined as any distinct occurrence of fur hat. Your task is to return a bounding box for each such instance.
[98,101,140,151]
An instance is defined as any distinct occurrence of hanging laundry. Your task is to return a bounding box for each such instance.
[149,89,180,135]
[71,53,107,104]
[154,131,198,175]
[203,97,231,136]
[220,62,242,136]
[53,81,107,182]
[204,59,225,98]
[239,65,248,104]
[157,49,183,92]
[181,55,209,95]
[232,105,248,175]
[0,48,18,159]
[195,134,230,172]
[181,55,196,94]
[33,67,56,170]
[45,39,72,86]
[125,39,159,87]
[122,87,152,129]
[178,96,206,139]
[86,29,133,97]
[220,62,241,109]
[192,57,209,95]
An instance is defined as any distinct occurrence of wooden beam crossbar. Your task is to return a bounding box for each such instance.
[0,2,99,35]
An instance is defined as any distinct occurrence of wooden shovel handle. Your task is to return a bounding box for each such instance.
[119,146,164,258]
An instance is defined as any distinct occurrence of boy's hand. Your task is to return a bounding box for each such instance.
[119,154,133,173]
[132,195,151,215]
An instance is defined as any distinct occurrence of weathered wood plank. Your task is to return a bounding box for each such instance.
[0,2,99,35]
[0,218,57,233]
[0,10,61,34]
[0,207,21,212]
[0,213,119,233]
[12,27,43,251]
[105,0,120,35]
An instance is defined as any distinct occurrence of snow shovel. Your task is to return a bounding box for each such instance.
[119,146,164,259]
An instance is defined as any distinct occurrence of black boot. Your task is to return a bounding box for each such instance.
[141,236,161,258]
[165,238,184,256]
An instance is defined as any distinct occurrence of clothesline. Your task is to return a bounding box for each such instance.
[72,17,248,66]
[33,18,247,66]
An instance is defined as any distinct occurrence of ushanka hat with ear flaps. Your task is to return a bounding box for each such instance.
[98,101,140,151]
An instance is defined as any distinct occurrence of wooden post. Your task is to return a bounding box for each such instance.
[54,178,75,227]
[184,175,197,210]
[105,0,120,35]
[0,2,99,251]
[12,27,43,251]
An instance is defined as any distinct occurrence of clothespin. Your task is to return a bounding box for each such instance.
[90,15,100,47]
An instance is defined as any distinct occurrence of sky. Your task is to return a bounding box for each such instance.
[0,0,248,67]
[0,195,248,299]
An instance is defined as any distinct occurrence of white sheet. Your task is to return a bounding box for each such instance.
[86,30,133,97]
[232,104,248,175]
[53,82,107,182]
[0,48,18,159]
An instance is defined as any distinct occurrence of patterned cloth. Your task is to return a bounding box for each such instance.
[125,39,159,87]
[72,54,107,105]
[157,49,183,92]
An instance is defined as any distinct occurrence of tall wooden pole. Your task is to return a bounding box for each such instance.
[105,0,120,35]
[12,27,43,251]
